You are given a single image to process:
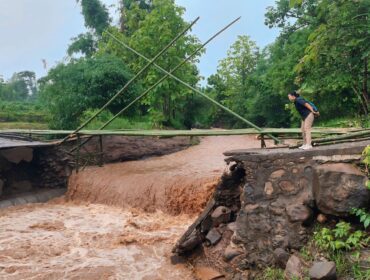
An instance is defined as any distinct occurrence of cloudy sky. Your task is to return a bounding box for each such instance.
[0,0,278,81]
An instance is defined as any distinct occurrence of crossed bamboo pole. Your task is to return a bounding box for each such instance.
[59,16,200,145]
[71,16,274,152]
[69,17,281,154]
[104,25,281,143]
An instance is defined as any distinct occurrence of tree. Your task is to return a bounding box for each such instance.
[38,55,140,129]
[296,0,370,115]
[208,36,259,127]
[100,0,202,128]
[119,0,153,35]
[68,0,111,57]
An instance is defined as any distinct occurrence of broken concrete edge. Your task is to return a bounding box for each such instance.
[0,145,72,201]
[223,139,370,163]
[173,140,370,277]
[0,188,67,209]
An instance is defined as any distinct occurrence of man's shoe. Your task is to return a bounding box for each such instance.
[298,144,306,149]
[302,144,313,150]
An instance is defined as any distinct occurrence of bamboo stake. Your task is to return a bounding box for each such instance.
[59,16,200,145]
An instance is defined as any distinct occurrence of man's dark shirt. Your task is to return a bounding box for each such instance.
[294,97,311,120]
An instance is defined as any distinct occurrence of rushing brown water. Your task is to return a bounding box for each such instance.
[0,136,261,280]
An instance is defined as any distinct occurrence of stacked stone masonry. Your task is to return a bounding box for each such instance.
[174,140,370,271]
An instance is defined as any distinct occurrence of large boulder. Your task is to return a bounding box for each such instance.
[314,163,369,216]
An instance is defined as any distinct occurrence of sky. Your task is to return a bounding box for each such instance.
[0,0,279,82]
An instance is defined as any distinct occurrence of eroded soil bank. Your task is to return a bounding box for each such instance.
[0,135,261,280]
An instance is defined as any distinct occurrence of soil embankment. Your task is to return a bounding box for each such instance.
[0,135,261,279]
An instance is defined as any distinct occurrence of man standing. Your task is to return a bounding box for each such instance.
[288,91,320,150]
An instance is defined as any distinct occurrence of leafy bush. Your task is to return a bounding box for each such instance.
[314,222,369,253]
[80,109,152,130]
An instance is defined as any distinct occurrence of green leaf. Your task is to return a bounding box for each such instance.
[289,0,303,8]
[365,217,370,229]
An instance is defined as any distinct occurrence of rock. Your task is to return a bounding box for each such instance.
[194,266,224,280]
[273,248,290,269]
[226,222,237,232]
[205,228,222,246]
[223,244,243,262]
[286,204,313,224]
[264,182,274,196]
[269,169,286,179]
[170,255,186,265]
[211,206,231,227]
[279,180,296,193]
[309,261,336,280]
[11,180,32,193]
[178,231,202,252]
[317,213,327,224]
[284,255,304,280]
[314,163,369,216]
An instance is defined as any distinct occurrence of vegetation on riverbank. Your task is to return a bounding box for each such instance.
[1,0,368,131]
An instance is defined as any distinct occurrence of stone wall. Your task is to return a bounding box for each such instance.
[174,140,370,274]
[0,146,71,199]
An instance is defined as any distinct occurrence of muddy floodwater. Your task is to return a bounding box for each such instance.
[0,136,261,279]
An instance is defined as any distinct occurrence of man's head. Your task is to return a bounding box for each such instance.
[288,91,299,102]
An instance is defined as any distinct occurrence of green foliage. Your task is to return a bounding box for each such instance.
[119,0,153,36]
[69,0,110,57]
[39,54,140,129]
[0,71,37,101]
[363,145,370,168]
[80,109,152,130]
[314,222,369,253]
[100,0,203,128]
[257,267,284,280]
[67,33,97,57]
[207,35,259,127]
[317,117,370,129]
[351,208,370,229]
[77,0,110,35]
[0,101,46,123]
[296,0,370,115]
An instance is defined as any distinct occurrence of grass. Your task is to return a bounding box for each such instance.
[81,109,153,130]
[257,267,285,280]
[0,101,48,130]
[316,116,370,128]
[0,122,48,129]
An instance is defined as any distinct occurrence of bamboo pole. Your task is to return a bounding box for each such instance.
[312,130,370,143]
[313,137,370,146]
[105,27,282,144]
[290,129,370,148]
[59,16,200,145]
[0,127,367,137]
[70,17,244,152]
